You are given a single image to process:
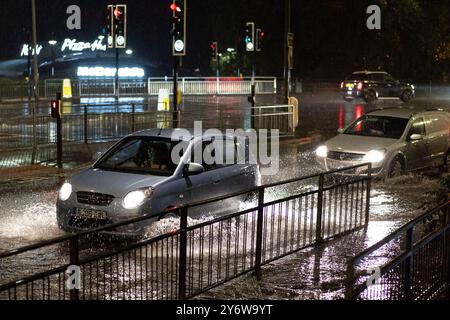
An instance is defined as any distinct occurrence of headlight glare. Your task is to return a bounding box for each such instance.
[316,145,328,158]
[363,150,386,163]
[122,188,153,210]
[59,183,72,201]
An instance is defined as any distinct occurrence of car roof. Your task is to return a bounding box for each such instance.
[352,71,388,75]
[127,128,239,141]
[366,108,450,119]
[365,108,416,119]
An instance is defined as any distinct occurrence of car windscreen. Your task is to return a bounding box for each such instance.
[344,116,409,139]
[94,137,181,176]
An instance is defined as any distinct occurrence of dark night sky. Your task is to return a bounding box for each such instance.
[0,1,448,79]
[0,0,289,76]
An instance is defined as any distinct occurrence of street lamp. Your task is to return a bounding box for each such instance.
[48,37,57,77]
[125,49,133,55]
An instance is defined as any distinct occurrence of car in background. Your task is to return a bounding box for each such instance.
[57,128,261,236]
[315,108,450,178]
[340,71,415,103]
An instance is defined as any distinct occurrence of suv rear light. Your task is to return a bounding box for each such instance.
[357,82,363,90]
[340,82,344,89]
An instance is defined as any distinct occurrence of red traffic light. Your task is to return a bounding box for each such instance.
[170,3,181,12]
[114,7,122,19]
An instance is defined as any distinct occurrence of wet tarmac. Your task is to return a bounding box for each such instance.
[0,93,449,299]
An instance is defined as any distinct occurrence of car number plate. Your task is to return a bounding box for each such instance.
[345,83,354,89]
[76,208,107,220]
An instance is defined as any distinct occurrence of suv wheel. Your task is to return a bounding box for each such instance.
[400,90,413,103]
[388,157,405,178]
[364,90,377,104]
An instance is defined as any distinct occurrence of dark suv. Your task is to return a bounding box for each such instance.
[340,71,415,103]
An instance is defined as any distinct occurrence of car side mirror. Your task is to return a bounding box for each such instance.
[183,163,205,176]
[92,151,103,162]
[337,128,344,134]
[409,134,423,141]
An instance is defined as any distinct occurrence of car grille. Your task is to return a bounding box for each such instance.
[327,151,364,161]
[77,192,114,206]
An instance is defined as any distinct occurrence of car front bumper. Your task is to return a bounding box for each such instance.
[316,157,385,177]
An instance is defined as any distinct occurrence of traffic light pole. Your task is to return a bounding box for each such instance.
[115,48,119,103]
[56,92,63,169]
[31,0,39,165]
[173,55,179,127]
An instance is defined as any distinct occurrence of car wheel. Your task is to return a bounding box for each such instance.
[364,90,377,104]
[400,90,413,103]
[388,157,405,178]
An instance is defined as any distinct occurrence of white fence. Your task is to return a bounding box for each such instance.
[0,77,277,100]
[147,77,277,95]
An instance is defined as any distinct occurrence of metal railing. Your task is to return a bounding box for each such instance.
[252,105,295,134]
[0,163,372,300]
[346,201,450,300]
[0,101,295,168]
[0,77,277,100]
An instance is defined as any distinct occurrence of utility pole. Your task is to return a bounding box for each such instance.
[173,55,178,125]
[283,0,291,104]
[31,0,39,164]
[115,47,119,103]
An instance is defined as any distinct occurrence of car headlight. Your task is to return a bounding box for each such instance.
[316,145,328,158]
[59,183,72,201]
[363,150,386,163]
[122,188,153,210]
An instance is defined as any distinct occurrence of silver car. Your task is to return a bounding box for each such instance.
[315,108,450,178]
[57,128,261,236]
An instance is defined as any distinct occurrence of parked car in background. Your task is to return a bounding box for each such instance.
[316,108,450,178]
[340,71,415,103]
[57,128,261,236]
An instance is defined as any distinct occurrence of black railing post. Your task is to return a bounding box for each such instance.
[69,236,79,301]
[131,103,135,133]
[365,163,372,226]
[345,260,355,300]
[404,227,413,300]
[445,202,450,297]
[83,105,88,144]
[254,188,265,279]
[316,174,324,243]
[178,206,188,300]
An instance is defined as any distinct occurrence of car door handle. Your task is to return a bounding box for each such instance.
[213,179,221,184]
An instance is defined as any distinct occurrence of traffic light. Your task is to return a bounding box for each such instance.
[210,42,218,59]
[245,22,255,52]
[51,100,60,119]
[113,5,127,48]
[106,5,114,48]
[171,0,186,56]
[256,28,265,52]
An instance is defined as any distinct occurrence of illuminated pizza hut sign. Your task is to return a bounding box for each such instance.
[21,36,107,57]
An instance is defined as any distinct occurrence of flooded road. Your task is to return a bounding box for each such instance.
[0,94,449,299]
